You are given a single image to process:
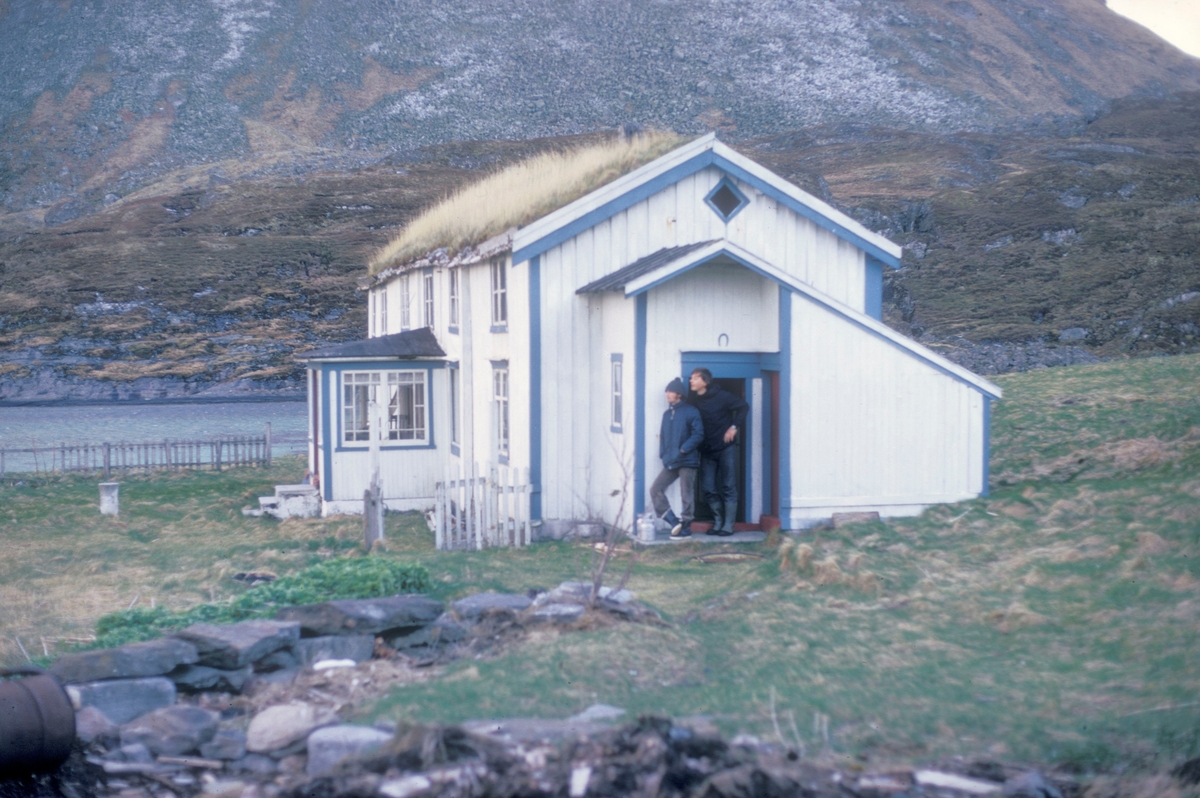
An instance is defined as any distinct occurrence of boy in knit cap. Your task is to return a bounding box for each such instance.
[650,378,704,537]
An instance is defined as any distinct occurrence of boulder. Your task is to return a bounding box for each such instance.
[277,596,443,637]
[306,725,392,776]
[168,664,253,693]
[529,603,586,625]
[293,635,375,666]
[200,730,247,761]
[387,616,466,649]
[119,705,219,757]
[231,754,277,775]
[245,702,334,753]
[66,677,176,725]
[253,648,299,672]
[75,706,119,747]
[451,592,531,620]
[173,620,300,669]
[51,638,199,683]
[535,581,633,606]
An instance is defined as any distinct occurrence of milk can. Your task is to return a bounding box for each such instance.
[0,667,76,776]
[636,513,658,543]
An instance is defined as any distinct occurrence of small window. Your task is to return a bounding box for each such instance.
[493,364,509,460]
[610,354,623,433]
[423,271,435,328]
[490,259,507,328]
[400,274,412,331]
[705,177,749,222]
[448,269,460,329]
[379,287,388,335]
[449,364,460,449]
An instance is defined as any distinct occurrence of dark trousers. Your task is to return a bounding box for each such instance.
[700,446,738,514]
[649,466,696,524]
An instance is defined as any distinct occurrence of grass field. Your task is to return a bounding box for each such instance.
[2,354,1198,774]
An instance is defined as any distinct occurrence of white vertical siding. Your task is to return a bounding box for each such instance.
[784,291,984,524]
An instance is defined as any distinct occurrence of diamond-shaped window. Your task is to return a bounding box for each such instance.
[705,178,749,222]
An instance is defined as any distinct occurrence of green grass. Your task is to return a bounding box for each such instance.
[3,354,1199,774]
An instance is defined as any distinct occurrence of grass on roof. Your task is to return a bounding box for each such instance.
[368,131,691,274]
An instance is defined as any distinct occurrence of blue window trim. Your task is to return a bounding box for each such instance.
[528,256,542,521]
[511,150,900,268]
[332,363,438,452]
[490,325,508,334]
[491,359,510,465]
[634,294,648,516]
[448,325,459,335]
[448,360,460,457]
[865,256,883,321]
[704,175,750,223]
[610,353,624,434]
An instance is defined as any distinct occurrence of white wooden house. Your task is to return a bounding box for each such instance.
[299,133,1001,535]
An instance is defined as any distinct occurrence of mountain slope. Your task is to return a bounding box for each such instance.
[1,0,1198,222]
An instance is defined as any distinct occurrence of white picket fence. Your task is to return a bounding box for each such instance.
[433,463,533,550]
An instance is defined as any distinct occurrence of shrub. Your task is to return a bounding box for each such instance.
[91,557,430,649]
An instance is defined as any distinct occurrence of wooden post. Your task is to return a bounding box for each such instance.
[363,400,385,550]
[215,441,222,472]
[265,423,272,467]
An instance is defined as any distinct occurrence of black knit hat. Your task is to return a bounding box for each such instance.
[666,378,686,395]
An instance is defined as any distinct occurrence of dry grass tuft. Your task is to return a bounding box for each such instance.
[778,539,814,573]
[812,557,844,586]
[369,131,689,273]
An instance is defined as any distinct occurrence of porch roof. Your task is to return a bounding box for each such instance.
[576,240,717,294]
[298,327,446,363]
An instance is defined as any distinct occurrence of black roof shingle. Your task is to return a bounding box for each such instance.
[576,240,717,294]
[299,327,446,361]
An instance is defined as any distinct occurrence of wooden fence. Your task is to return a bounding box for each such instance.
[433,463,532,550]
[0,424,273,478]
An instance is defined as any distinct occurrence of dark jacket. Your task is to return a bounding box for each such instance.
[689,384,749,453]
[659,400,704,470]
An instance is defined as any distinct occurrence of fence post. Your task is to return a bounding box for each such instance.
[215,441,222,472]
[265,423,272,467]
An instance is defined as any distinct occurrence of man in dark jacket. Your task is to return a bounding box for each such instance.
[688,368,749,536]
[650,378,704,538]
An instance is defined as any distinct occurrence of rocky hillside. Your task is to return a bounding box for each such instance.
[1,93,1197,402]
[2,0,1199,222]
[1,0,1198,402]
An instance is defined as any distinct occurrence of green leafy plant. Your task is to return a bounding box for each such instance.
[91,557,430,648]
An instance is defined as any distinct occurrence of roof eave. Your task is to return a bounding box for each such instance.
[367,228,515,288]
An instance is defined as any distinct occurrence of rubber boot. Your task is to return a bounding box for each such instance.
[707,503,724,535]
[717,501,737,535]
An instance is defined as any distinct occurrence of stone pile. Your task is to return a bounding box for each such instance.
[47,582,662,796]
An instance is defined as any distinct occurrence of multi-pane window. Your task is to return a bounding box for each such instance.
[448,364,460,448]
[448,269,460,329]
[423,271,435,328]
[342,371,427,444]
[399,274,412,331]
[387,371,426,441]
[490,259,507,327]
[610,354,623,432]
[343,372,378,442]
[493,365,509,459]
[379,287,388,336]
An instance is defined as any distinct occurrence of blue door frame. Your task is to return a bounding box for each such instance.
[680,351,778,525]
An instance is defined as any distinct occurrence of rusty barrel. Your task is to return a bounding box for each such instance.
[0,666,76,776]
